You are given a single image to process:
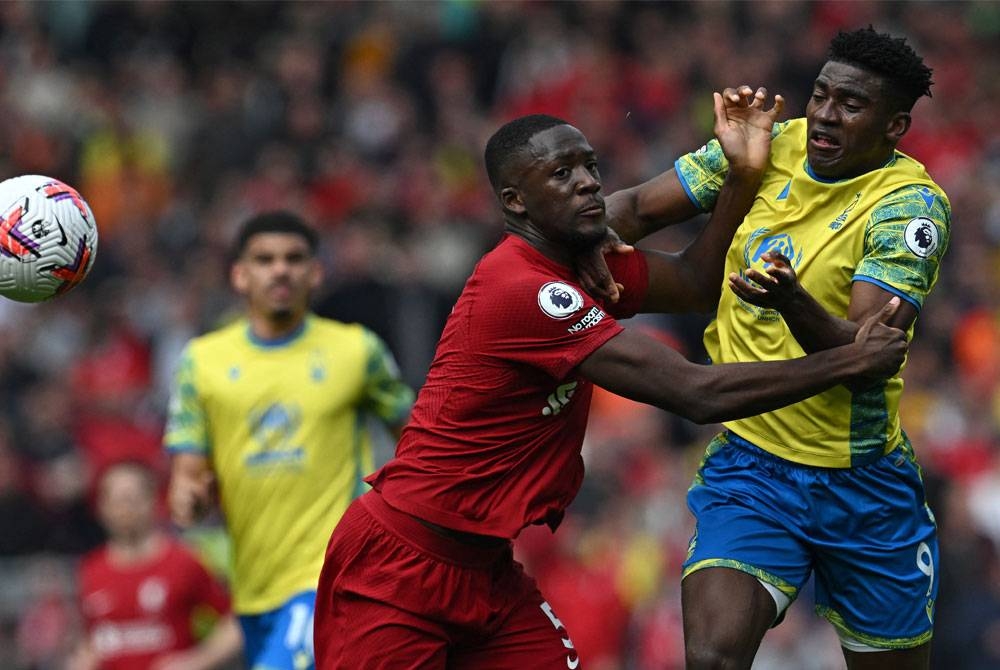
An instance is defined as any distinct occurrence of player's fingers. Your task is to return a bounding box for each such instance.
[877,296,901,324]
[761,251,792,267]
[606,240,634,254]
[712,92,728,133]
[744,268,776,286]
[728,273,761,295]
[768,94,786,118]
[713,91,725,115]
[749,87,767,108]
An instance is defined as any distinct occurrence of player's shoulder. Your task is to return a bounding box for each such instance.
[306,314,363,334]
[873,169,951,226]
[464,236,589,322]
[186,318,248,356]
[304,314,369,346]
[772,117,801,140]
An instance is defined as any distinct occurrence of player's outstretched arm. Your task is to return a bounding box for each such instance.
[729,250,919,352]
[578,298,906,424]
[168,452,216,528]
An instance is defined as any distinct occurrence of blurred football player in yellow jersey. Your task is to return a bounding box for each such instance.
[164,211,414,670]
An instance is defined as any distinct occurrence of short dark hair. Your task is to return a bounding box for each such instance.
[484,114,571,192]
[828,26,933,112]
[232,210,319,259]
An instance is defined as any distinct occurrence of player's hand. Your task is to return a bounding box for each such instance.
[852,297,908,381]
[575,228,634,303]
[713,85,784,174]
[168,469,215,528]
[727,251,799,310]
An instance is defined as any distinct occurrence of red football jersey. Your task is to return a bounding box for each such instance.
[78,535,231,670]
[370,234,648,538]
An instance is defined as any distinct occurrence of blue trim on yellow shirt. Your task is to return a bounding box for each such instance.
[852,275,921,311]
[804,154,898,184]
[674,158,705,211]
[165,442,207,455]
[246,320,308,348]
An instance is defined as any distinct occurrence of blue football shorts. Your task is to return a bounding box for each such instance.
[683,430,938,650]
[239,590,316,670]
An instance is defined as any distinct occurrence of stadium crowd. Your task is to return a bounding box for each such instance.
[0,1,997,668]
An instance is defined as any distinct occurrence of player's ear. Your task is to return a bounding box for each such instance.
[501,187,525,215]
[308,257,323,290]
[230,261,248,294]
[886,111,911,143]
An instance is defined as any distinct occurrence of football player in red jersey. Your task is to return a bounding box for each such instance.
[313,88,908,669]
[69,461,242,670]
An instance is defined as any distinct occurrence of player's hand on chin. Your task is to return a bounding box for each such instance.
[575,228,633,303]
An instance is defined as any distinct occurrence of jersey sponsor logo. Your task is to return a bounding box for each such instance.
[903,217,938,258]
[537,282,584,320]
[92,621,174,656]
[245,402,306,471]
[566,306,605,333]
[747,230,801,267]
[542,381,577,416]
[736,228,802,322]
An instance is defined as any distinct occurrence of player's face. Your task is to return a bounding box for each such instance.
[97,467,156,542]
[232,232,321,322]
[806,61,906,180]
[512,125,607,252]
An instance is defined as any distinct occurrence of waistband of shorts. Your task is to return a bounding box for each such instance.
[724,430,891,469]
[359,491,511,568]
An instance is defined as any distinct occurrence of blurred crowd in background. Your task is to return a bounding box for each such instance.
[0,1,998,668]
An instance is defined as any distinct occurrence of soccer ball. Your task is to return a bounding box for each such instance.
[0,174,98,302]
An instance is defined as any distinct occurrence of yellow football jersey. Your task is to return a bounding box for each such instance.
[164,315,414,613]
[676,118,951,467]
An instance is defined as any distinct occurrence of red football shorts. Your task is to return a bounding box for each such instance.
[314,491,581,669]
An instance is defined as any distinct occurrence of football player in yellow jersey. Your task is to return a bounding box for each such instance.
[164,211,414,670]
[587,26,947,670]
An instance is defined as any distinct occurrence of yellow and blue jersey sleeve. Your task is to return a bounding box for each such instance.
[674,121,791,211]
[854,184,951,311]
[164,345,210,455]
[360,329,414,427]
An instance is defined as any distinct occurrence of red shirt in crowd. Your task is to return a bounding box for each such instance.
[77,536,231,670]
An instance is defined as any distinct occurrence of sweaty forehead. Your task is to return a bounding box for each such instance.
[525,124,593,162]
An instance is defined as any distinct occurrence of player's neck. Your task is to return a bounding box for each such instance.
[248,312,308,341]
[506,227,574,268]
[108,530,165,565]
